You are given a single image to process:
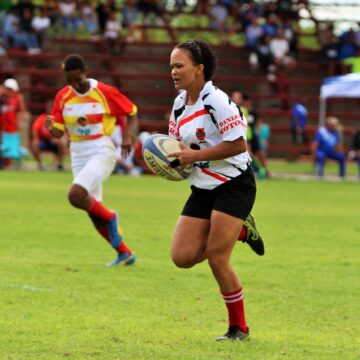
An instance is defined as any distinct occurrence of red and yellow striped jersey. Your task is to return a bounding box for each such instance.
[52,79,137,141]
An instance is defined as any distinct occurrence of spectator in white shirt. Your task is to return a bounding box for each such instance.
[31,7,51,48]
[269,29,296,73]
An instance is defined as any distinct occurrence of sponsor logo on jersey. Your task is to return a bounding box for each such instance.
[77,116,88,127]
[196,128,206,141]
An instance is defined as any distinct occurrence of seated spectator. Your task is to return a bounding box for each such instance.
[137,0,165,26]
[121,0,140,42]
[245,17,263,51]
[194,0,210,17]
[208,0,228,44]
[58,0,79,37]
[31,7,51,49]
[43,0,59,27]
[79,0,98,38]
[238,0,260,31]
[283,18,298,59]
[269,29,297,74]
[96,0,117,35]
[311,116,346,179]
[348,126,360,180]
[337,29,357,62]
[103,10,121,54]
[31,103,66,171]
[262,13,278,38]
[3,6,21,49]
[19,7,41,54]
[250,34,274,73]
[320,34,340,76]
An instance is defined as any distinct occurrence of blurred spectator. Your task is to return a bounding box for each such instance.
[269,29,297,74]
[348,127,360,180]
[337,29,357,62]
[320,34,339,76]
[245,17,263,51]
[0,1,12,36]
[132,131,153,174]
[194,0,210,17]
[231,90,265,179]
[58,0,79,37]
[283,18,298,59]
[3,6,21,49]
[311,116,346,179]
[96,0,117,35]
[208,0,228,44]
[290,99,308,145]
[256,117,271,177]
[0,40,8,62]
[0,78,27,168]
[238,0,260,31]
[30,102,66,171]
[262,13,278,38]
[174,0,187,13]
[43,0,59,27]
[342,48,360,74]
[137,0,165,26]
[250,34,274,73]
[79,0,98,38]
[121,0,140,43]
[31,7,51,49]
[111,118,145,175]
[104,10,121,54]
[19,7,41,54]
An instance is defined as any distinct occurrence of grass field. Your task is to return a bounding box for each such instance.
[0,171,359,360]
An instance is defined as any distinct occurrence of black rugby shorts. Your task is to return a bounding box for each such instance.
[181,167,256,220]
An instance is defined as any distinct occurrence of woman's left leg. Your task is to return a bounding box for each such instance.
[206,210,249,339]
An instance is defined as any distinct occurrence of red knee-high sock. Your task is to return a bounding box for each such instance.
[88,214,133,254]
[222,288,248,333]
[86,197,115,222]
[238,226,247,241]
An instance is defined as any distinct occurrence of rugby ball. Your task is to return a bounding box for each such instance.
[142,134,192,181]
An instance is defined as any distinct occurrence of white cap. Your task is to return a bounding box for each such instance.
[4,78,19,92]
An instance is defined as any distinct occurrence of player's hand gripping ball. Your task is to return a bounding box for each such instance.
[142,134,193,181]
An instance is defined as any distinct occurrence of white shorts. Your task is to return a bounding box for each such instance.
[70,137,116,201]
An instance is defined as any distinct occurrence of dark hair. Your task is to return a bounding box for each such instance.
[62,54,86,72]
[176,39,217,81]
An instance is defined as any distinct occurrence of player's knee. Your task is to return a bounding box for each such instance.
[68,188,85,208]
[171,251,197,269]
[207,252,226,272]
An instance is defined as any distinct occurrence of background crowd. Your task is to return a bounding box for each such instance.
[0,0,359,180]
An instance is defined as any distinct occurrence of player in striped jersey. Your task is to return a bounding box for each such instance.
[45,54,137,267]
[168,40,264,341]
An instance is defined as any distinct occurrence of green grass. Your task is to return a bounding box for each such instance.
[268,159,359,177]
[0,172,359,359]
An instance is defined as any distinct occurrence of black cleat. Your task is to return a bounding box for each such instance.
[242,213,265,256]
[215,326,250,341]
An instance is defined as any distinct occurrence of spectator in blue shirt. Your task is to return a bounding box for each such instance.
[290,100,307,145]
[311,116,346,178]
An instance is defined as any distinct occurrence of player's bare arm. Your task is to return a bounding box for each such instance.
[45,115,64,139]
[121,113,138,157]
[169,137,247,166]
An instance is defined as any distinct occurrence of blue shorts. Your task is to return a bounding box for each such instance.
[1,132,21,159]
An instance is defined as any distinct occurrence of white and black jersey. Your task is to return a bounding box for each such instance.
[169,81,252,190]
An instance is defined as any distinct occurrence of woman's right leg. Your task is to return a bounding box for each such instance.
[170,215,210,268]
